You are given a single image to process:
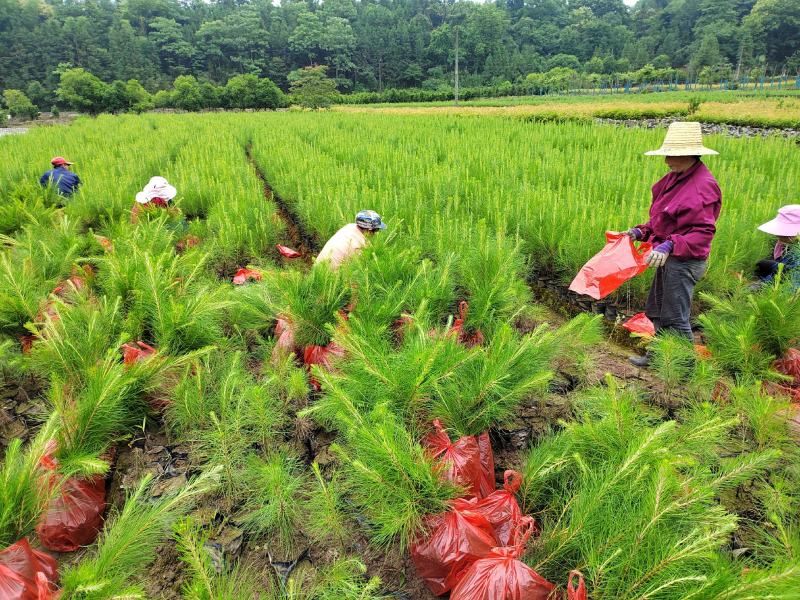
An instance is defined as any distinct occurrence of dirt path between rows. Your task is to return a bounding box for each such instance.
[244,142,319,265]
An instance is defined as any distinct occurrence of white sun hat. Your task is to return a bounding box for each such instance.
[135,176,177,204]
[645,121,718,156]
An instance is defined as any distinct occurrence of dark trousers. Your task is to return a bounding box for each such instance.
[645,256,707,341]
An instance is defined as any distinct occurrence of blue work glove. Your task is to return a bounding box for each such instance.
[647,241,673,269]
[624,227,642,241]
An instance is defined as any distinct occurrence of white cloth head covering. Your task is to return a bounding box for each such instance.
[645,122,718,156]
[135,176,177,204]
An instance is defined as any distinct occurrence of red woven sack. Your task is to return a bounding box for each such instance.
[410,505,498,596]
[121,341,157,366]
[276,245,302,259]
[0,538,58,600]
[424,420,483,498]
[476,431,495,499]
[460,470,522,546]
[567,570,587,600]
[569,232,652,300]
[232,267,262,285]
[450,517,555,600]
[622,312,655,337]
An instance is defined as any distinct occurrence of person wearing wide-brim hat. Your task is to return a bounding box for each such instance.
[130,176,179,224]
[624,122,722,367]
[754,205,800,287]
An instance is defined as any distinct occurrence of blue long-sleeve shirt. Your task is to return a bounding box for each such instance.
[40,167,81,196]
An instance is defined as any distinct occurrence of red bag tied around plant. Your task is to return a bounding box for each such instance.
[569,232,652,300]
[451,301,485,348]
[459,470,522,546]
[450,517,555,600]
[567,570,588,600]
[232,267,262,285]
[36,446,106,553]
[303,342,346,391]
[424,419,483,498]
[120,341,157,366]
[276,244,302,259]
[476,431,495,498]
[0,538,58,600]
[622,312,655,337]
[410,504,498,596]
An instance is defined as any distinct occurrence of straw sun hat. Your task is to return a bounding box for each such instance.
[135,176,177,204]
[645,121,718,157]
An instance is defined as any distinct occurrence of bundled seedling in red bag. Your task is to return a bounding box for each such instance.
[120,341,157,366]
[567,570,588,600]
[303,342,346,391]
[459,470,522,546]
[424,419,483,498]
[410,502,498,596]
[35,444,106,553]
[569,232,652,300]
[450,517,555,600]
[0,538,58,600]
[449,301,485,348]
[232,267,262,285]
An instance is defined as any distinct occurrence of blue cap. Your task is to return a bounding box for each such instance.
[355,210,387,231]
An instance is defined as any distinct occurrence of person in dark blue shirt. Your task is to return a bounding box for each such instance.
[40,156,81,197]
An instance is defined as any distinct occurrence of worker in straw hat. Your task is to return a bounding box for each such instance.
[624,122,722,367]
[40,156,81,199]
[754,205,800,288]
[315,210,387,269]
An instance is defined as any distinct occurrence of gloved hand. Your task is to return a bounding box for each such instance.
[646,241,673,269]
[624,228,642,240]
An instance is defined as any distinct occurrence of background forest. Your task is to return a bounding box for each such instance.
[0,0,799,109]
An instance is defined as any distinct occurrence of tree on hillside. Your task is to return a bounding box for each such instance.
[224,74,286,110]
[2,89,38,120]
[56,68,109,114]
[288,66,339,109]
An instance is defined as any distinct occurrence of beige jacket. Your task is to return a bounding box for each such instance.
[315,223,367,269]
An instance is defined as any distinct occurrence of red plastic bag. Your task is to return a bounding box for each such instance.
[460,470,522,546]
[451,302,485,348]
[569,232,652,300]
[424,420,483,498]
[567,570,587,600]
[120,341,157,366]
[303,342,346,391]
[476,431,495,498]
[410,504,498,596]
[450,517,555,600]
[232,267,262,285]
[276,245,302,259]
[622,312,655,337]
[36,446,106,553]
[0,538,58,600]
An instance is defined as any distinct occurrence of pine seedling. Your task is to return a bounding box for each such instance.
[429,323,556,437]
[59,467,220,600]
[334,403,459,549]
[303,463,350,548]
[239,451,307,554]
[265,263,350,348]
[308,557,384,600]
[650,332,721,399]
[174,518,269,600]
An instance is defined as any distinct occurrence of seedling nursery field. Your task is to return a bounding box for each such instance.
[1,109,800,599]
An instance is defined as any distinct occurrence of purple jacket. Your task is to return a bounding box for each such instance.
[636,160,721,260]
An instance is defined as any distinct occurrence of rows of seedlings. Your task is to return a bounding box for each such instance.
[1,112,799,599]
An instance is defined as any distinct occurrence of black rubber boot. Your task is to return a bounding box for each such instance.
[629,353,652,368]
